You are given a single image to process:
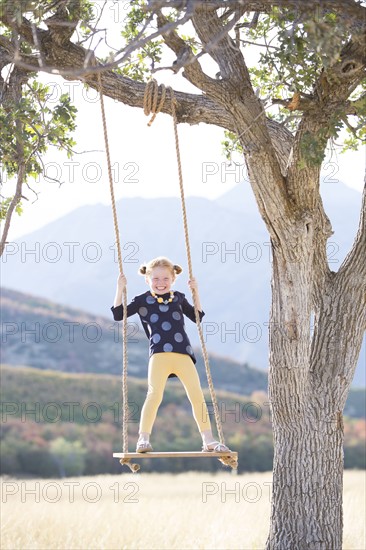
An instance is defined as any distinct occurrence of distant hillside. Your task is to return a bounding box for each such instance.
[2,181,364,386]
[1,365,364,477]
[1,287,268,395]
[0,365,272,476]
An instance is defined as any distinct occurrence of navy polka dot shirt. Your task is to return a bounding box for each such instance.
[111,291,205,377]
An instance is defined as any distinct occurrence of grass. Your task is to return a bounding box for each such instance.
[1,470,365,549]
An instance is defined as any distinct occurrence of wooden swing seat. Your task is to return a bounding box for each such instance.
[114,450,239,472]
[113,451,238,459]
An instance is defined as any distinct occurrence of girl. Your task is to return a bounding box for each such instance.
[111,256,230,454]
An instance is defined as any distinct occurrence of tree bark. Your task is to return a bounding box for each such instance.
[267,417,344,549]
[266,248,342,549]
[266,186,366,549]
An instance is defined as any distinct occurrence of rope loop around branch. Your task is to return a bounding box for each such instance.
[143,79,168,126]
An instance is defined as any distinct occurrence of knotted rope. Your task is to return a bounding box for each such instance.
[97,70,140,473]
[143,79,237,470]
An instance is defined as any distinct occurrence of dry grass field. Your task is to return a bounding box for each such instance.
[1,470,365,549]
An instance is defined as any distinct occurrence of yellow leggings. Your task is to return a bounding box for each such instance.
[139,352,212,434]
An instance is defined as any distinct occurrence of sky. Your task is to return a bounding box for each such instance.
[1,2,365,240]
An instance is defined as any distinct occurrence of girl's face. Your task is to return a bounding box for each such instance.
[146,266,175,295]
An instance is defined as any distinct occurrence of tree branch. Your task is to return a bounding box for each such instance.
[338,181,366,285]
[1,3,295,175]
[345,92,366,115]
[157,12,295,175]
[0,34,42,72]
[147,0,366,19]
[192,4,249,84]
[0,65,29,257]
[272,94,315,113]
[255,19,364,294]
[190,5,295,240]
[285,32,365,213]
[43,6,79,45]
[0,12,239,129]
[311,198,334,305]
[0,164,26,257]
[274,88,366,117]
[0,7,195,77]
[156,10,221,95]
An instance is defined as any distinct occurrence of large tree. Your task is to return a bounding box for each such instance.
[1,1,365,548]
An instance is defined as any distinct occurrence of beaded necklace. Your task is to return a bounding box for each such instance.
[150,290,174,304]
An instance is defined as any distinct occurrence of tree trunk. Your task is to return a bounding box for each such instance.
[266,217,365,548]
[267,421,344,549]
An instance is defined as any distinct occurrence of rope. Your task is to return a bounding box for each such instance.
[143,79,167,127]
[97,70,140,474]
[144,80,237,471]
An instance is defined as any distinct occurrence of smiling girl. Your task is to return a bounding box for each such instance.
[111,256,230,454]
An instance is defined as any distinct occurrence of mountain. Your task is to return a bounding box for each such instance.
[1,180,364,386]
[1,287,268,395]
